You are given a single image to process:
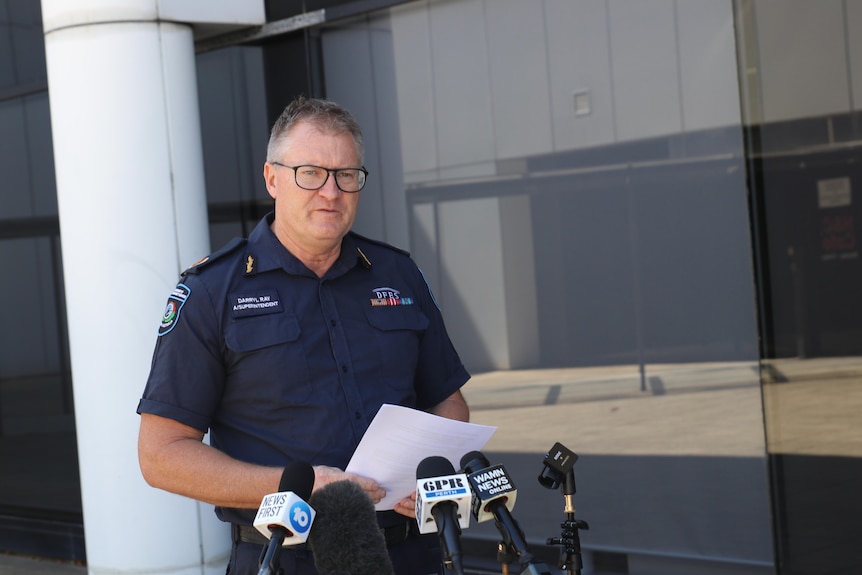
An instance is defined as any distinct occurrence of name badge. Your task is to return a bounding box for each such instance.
[230,290,283,318]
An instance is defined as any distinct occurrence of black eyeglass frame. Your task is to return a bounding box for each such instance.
[270,162,369,193]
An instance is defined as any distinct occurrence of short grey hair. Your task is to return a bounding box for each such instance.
[266,95,365,165]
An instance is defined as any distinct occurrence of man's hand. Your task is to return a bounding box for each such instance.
[393,491,417,519]
[312,465,386,504]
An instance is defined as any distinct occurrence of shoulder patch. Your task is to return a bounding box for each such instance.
[158,283,191,336]
[348,231,410,257]
[182,237,247,276]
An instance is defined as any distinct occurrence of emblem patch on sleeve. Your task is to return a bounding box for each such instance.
[158,283,191,336]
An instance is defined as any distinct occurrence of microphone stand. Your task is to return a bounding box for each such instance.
[494,541,554,575]
[257,527,287,575]
[434,504,466,575]
[489,508,553,575]
[496,541,515,574]
[546,468,589,575]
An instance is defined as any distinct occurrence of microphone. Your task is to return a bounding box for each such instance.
[253,462,316,575]
[307,480,395,575]
[415,456,471,574]
[460,450,518,524]
[461,451,553,575]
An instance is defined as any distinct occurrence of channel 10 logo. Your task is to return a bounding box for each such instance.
[288,500,313,535]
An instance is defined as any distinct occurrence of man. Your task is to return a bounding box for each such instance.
[137,96,470,574]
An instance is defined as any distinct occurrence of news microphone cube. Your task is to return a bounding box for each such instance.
[466,464,518,523]
[544,442,577,475]
[415,473,471,535]
[253,491,316,546]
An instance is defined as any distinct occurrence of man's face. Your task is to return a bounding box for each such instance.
[264,121,361,253]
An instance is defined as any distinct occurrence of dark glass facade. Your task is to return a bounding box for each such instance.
[0,0,83,561]
[3,1,861,573]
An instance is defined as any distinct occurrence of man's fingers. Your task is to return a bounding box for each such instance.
[313,466,386,502]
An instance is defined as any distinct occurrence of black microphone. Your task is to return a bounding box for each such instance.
[307,479,395,575]
[461,451,553,575]
[416,456,470,575]
[254,462,316,575]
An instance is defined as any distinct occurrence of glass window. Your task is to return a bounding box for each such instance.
[0,2,82,559]
[0,235,78,521]
[196,46,271,248]
[738,0,862,572]
[0,0,47,91]
[200,1,862,571]
[317,1,771,572]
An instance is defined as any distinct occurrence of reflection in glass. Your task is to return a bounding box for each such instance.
[319,1,771,572]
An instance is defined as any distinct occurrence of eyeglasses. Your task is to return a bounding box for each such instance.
[271,162,368,193]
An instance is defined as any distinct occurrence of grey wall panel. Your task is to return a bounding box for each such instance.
[755,0,850,122]
[608,0,682,141]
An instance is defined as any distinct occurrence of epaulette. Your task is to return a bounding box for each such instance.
[348,231,410,257]
[181,237,247,276]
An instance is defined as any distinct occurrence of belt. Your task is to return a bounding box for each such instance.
[233,522,410,548]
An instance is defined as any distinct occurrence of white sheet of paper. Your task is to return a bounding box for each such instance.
[345,404,497,510]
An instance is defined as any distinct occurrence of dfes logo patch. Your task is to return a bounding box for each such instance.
[369,286,414,307]
[158,283,190,336]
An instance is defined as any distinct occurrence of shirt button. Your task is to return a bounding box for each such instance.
[355,412,361,420]
[330,319,336,326]
[342,365,348,373]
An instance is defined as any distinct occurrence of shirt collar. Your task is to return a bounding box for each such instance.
[246,213,367,278]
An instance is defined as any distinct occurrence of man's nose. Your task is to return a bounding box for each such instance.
[318,172,342,197]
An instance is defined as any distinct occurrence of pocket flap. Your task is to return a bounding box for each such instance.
[225,314,301,352]
[365,306,429,332]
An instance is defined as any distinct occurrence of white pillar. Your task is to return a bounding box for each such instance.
[41,1,228,573]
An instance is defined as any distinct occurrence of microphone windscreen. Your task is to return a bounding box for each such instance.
[308,480,395,575]
[279,461,315,500]
[460,451,490,474]
[417,455,456,479]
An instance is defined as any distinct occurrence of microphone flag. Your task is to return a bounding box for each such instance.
[460,451,518,523]
[253,462,316,546]
[415,456,471,535]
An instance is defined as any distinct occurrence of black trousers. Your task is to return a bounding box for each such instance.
[225,527,443,575]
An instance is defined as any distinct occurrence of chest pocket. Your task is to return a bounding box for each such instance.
[364,305,429,332]
[223,313,312,404]
[360,305,429,398]
[225,313,301,352]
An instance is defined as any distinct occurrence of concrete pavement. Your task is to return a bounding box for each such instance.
[0,552,85,574]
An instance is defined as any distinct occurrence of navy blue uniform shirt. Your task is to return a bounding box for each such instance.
[137,213,470,525]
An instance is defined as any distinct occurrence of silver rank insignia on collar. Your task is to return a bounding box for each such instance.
[357,247,372,269]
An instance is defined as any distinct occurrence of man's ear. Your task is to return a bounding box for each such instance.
[263,162,278,199]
